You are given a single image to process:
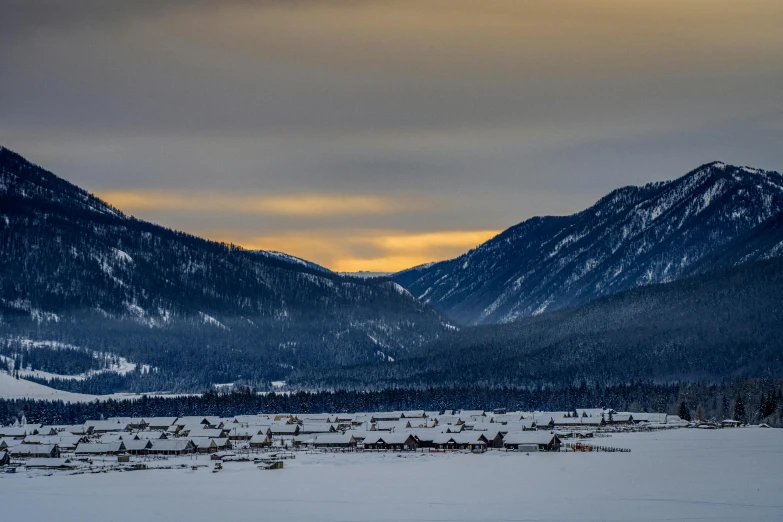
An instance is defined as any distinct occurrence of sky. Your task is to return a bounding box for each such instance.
[2,0,783,272]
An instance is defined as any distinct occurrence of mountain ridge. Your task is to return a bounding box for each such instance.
[394,161,783,325]
[0,145,450,392]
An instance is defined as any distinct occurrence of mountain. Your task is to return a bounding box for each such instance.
[305,256,783,388]
[394,162,783,325]
[250,250,334,274]
[0,146,451,392]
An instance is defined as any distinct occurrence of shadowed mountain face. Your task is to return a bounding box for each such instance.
[306,256,783,389]
[0,146,449,391]
[395,162,783,325]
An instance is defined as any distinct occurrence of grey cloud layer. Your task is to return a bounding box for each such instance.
[2,1,782,264]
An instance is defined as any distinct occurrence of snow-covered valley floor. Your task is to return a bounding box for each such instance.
[2,428,782,521]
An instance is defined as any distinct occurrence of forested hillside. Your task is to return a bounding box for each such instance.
[305,257,783,388]
[0,146,450,392]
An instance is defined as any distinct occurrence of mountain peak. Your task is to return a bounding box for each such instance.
[395,161,783,325]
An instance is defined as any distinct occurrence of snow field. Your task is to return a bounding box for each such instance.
[1,428,782,521]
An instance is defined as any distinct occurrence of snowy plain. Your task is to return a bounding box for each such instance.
[2,428,782,521]
[0,371,188,402]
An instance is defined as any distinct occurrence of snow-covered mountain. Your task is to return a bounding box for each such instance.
[395,162,783,325]
[0,146,450,392]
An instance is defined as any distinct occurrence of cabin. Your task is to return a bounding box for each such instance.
[503,432,561,452]
[11,444,61,458]
[149,439,195,455]
[299,424,337,435]
[270,423,300,436]
[0,438,22,451]
[432,433,489,452]
[123,439,153,455]
[362,433,418,451]
[26,458,78,470]
[312,433,357,448]
[142,417,179,430]
[374,420,411,432]
[227,428,263,441]
[434,415,463,426]
[191,437,232,453]
[371,412,404,422]
[75,442,125,456]
[249,434,273,448]
[84,420,130,434]
[401,411,426,419]
[606,413,633,425]
[0,427,29,438]
[108,417,147,430]
[0,450,8,466]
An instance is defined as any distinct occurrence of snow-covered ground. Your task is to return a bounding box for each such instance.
[0,372,188,403]
[2,428,781,521]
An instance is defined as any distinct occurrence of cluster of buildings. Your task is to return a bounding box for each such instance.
[0,408,689,468]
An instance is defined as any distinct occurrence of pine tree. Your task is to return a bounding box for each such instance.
[721,395,729,419]
[678,401,691,421]
[733,395,746,423]
[696,403,705,422]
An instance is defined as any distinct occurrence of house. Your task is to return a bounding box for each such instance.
[84,420,130,433]
[503,432,561,452]
[0,427,29,438]
[191,437,232,453]
[25,458,78,470]
[432,433,489,452]
[75,442,125,456]
[108,417,147,429]
[362,433,418,451]
[298,414,334,423]
[149,439,195,455]
[299,424,337,435]
[142,417,178,430]
[227,428,262,441]
[375,420,411,432]
[181,427,227,438]
[270,423,300,436]
[123,439,153,455]
[606,413,633,425]
[0,450,8,466]
[401,411,426,419]
[371,412,404,422]
[12,444,61,458]
[0,438,23,450]
[65,424,91,436]
[434,415,463,426]
[312,433,357,448]
[249,434,272,448]
[133,431,168,440]
[492,414,524,424]
[55,436,86,452]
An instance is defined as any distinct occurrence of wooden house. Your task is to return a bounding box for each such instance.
[503,432,561,452]
[249,434,272,448]
[149,439,195,455]
[362,433,418,451]
[12,444,61,458]
[75,442,125,456]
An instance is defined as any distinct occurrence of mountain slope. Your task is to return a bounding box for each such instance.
[0,146,450,392]
[303,256,783,388]
[395,162,783,325]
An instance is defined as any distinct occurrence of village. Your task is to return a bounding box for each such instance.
[0,407,747,474]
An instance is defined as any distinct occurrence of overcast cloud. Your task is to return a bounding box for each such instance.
[2,0,782,270]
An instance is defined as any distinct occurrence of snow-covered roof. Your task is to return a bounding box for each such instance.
[75,442,125,454]
[503,432,558,445]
